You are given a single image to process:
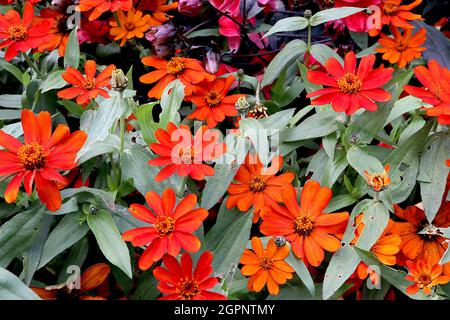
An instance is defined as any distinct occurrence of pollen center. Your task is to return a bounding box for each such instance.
[178,147,196,164]
[166,57,185,75]
[17,142,47,170]
[124,22,136,31]
[155,216,175,237]
[8,24,28,41]
[294,215,315,236]
[204,90,222,107]
[248,175,266,192]
[82,78,96,90]
[176,278,200,300]
[259,257,273,270]
[337,72,362,94]
[382,0,400,15]
[417,273,432,287]
[395,39,409,52]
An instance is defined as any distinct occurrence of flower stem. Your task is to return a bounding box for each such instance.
[23,53,43,78]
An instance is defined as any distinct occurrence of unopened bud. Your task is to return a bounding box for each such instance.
[111,69,128,92]
[204,50,220,74]
[235,96,250,113]
[274,236,286,247]
[304,9,313,19]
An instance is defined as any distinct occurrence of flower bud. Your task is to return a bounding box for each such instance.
[204,50,220,74]
[178,0,203,17]
[235,96,250,113]
[304,9,312,19]
[111,69,128,92]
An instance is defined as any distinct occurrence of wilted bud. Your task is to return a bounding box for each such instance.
[249,102,268,119]
[304,9,313,19]
[274,236,286,247]
[237,69,245,78]
[204,50,220,74]
[364,164,391,192]
[178,0,203,17]
[111,69,128,92]
[235,96,250,114]
[145,24,176,45]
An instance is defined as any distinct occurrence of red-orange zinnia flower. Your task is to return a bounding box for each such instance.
[153,251,227,300]
[122,188,208,270]
[32,263,110,300]
[368,0,423,36]
[376,27,426,69]
[226,154,295,222]
[77,0,133,21]
[0,109,87,211]
[405,260,449,295]
[0,2,53,61]
[140,56,215,99]
[36,8,70,57]
[58,60,116,105]
[306,52,394,115]
[148,122,226,182]
[240,237,295,295]
[135,0,179,26]
[260,181,349,267]
[186,76,242,128]
[404,60,450,125]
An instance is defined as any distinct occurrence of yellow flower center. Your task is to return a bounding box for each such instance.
[124,22,136,32]
[166,57,185,75]
[417,273,432,288]
[382,0,400,15]
[368,174,389,192]
[154,216,175,237]
[17,143,47,170]
[204,90,222,107]
[178,147,196,164]
[294,215,315,236]
[82,78,96,90]
[395,39,409,52]
[337,72,363,94]
[8,24,28,41]
[259,256,273,270]
[248,174,266,192]
[176,278,201,300]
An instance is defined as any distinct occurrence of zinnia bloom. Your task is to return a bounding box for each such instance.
[109,9,152,46]
[32,263,110,300]
[306,51,394,115]
[226,154,295,222]
[153,251,227,300]
[77,0,133,21]
[368,0,423,36]
[240,237,295,295]
[404,60,450,125]
[391,203,450,275]
[140,56,215,99]
[0,110,87,211]
[405,260,449,295]
[58,60,116,105]
[186,76,242,128]
[122,188,208,270]
[364,164,391,192]
[135,0,179,26]
[148,122,226,182]
[0,2,53,61]
[376,27,426,69]
[260,181,349,267]
[36,8,70,57]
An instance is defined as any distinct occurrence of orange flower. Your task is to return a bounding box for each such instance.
[32,263,110,300]
[153,252,227,300]
[139,56,215,99]
[364,164,391,192]
[447,159,450,167]
[405,260,449,295]
[391,203,450,275]
[148,122,226,182]
[186,76,242,128]
[368,0,423,37]
[78,0,133,21]
[240,237,294,295]
[109,9,152,46]
[260,181,349,267]
[0,110,87,211]
[135,0,179,26]
[36,8,69,56]
[377,27,426,69]
[404,60,450,125]
[226,154,295,222]
[122,188,208,270]
[0,2,53,61]
[58,60,116,106]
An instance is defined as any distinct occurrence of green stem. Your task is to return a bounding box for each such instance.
[177,176,187,198]
[23,53,43,78]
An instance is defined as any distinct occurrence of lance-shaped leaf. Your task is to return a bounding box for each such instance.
[64,28,80,69]
[310,7,367,26]
[0,267,41,300]
[283,110,341,142]
[264,17,309,38]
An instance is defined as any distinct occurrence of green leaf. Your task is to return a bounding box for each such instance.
[0,207,45,268]
[87,209,132,278]
[262,40,307,87]
[264,17,309,38]
[285,252,315,297]
[201,164,239,211]
[57,238,89,283]
[0,94,21,108]
[310,44,343,65]
[283,110,341,142]
[385,96,423,125]
[40,70,67,93]
[0,109,21,120]
[310,7,367,26]
[205,202,253,276]
[0,59,27,85]
[259,109,296,131]
[354,201,389,251]
[308,148,348,188]
[134,102,158,144]
[38,212,90,269]
[347,146,384,178]
[159,80,184,128]
[0,267,41,300]
[64,28,80,69]
[419,131,450,222]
